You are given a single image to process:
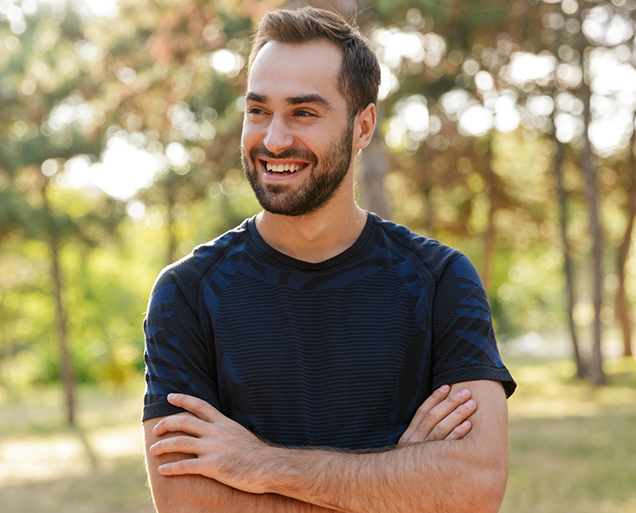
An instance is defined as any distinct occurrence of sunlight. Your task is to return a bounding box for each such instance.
[508,52,556,85]
[87,137,160,200]
[459,104,493,137]
[0,425,143,486]
[495,95,521,133]
[80,0,118,18]
[59,134,161,201]
[209,49,245,77]
[22,3,636,198]
[372,28,426,69]
[35,0,119,18]
[0,436,90,484]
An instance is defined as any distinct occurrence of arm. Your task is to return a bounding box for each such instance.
[144,415,337,513]
[150,380,507,513]
[145,384,476,513]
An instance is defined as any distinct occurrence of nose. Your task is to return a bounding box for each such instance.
[263,114,294,155]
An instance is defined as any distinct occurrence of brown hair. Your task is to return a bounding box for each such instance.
[248,7,380,117]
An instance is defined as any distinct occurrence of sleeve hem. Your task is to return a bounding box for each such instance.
[432,367,517,398]
[142,402,188,423]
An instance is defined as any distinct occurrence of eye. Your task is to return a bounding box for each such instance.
[294,109,316,118]
[247,106,266,115]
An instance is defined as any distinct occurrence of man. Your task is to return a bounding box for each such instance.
[143,7,516,513]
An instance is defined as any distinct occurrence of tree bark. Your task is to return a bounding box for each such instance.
[360,121,391,220]
[42,181,76,425]
[165,175,178,265]
[553,132,587,376]
[480,135,497,293]
[616,115,636,358]
[286,0,390,220]
[50,236,76,425]
[423,182,435,238]
[353,3,390,220]
[577,38,606,384]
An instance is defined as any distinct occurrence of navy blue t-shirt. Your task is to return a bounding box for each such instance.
[143,213,515,450]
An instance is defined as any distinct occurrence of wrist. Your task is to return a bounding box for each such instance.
[266,448,355,505]
[245,443,293,495]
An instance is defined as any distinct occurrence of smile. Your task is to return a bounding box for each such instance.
[262,161,307,174]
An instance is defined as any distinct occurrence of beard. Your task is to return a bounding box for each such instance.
[241,119,354,217]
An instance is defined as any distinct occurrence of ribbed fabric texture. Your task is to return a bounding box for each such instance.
[143,213,516,450]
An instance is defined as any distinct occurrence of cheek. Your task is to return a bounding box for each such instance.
[240,129,251,150]
[241,122,260,149]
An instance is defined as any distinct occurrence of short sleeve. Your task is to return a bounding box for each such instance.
[142,266,220,421]
[430,251,516,397]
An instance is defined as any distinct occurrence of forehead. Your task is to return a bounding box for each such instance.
[247,40,345,105]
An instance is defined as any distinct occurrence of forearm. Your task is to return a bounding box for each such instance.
[266,435,506,513]
[150,381,508,513]
[148,457,338,513]
[149,434,503,513]
[145,421,338,513]
[257,381,508,513]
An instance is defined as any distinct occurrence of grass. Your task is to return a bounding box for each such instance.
[0,380,154,513]
[0,357,634,512]
[501,356,636,513]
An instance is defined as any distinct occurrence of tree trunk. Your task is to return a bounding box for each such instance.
[50,236,76,425]
[616,115,636,358]
[42,181,76,425]
[350,1,390,220]
[165,177,178,265]
[577,28,606,384]
[286,0,390,220]
[360,122,391,220]
[423,183,435,238]
[553,131,587,376]
[480,135,497,293]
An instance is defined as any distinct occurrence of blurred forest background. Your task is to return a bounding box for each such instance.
[1,0,636,510]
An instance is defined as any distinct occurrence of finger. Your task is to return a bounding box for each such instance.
[167,394,223,422]
[399,385,451,444]
[158,457,206,477]
[153,413,207,437]
[150,435,202,457]
[444,420,472,441]
[400,389,472,445]
[425,399,476,442]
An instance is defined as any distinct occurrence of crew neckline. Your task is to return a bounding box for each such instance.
[246,212,376,271]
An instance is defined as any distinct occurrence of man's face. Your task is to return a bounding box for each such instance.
[241,40,354,217]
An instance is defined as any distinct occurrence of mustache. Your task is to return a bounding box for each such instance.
[248,143,318,165]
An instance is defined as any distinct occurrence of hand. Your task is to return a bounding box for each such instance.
[397,385,476,447]
[149,394,271,494]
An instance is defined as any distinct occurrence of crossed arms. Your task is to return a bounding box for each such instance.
[143,379,509,513]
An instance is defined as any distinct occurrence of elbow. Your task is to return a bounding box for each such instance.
[147,468,191,513]
[465,462,509,513]
[152,487,188,513]
[149,473,215,513]
[146,453,206,513]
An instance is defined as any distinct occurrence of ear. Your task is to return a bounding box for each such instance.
[352,103,376,151]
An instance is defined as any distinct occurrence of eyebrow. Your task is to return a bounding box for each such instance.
[245,92,333,110]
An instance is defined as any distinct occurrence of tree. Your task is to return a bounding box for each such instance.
[552,121,587,377]
[0,2,123,422]
[615,112,636,359]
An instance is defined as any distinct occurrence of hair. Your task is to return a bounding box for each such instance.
[248,7,381,117]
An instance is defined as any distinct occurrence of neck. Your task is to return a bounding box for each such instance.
[255,181,367,263]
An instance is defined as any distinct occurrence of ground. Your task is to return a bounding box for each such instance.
[0,356,635,513]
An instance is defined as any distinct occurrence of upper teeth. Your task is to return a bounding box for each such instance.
[266,163,302,173]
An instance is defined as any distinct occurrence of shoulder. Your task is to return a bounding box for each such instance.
[147,219,252,306]
[370,214,473,285]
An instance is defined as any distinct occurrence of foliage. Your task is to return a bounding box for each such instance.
[0,0,635,393]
